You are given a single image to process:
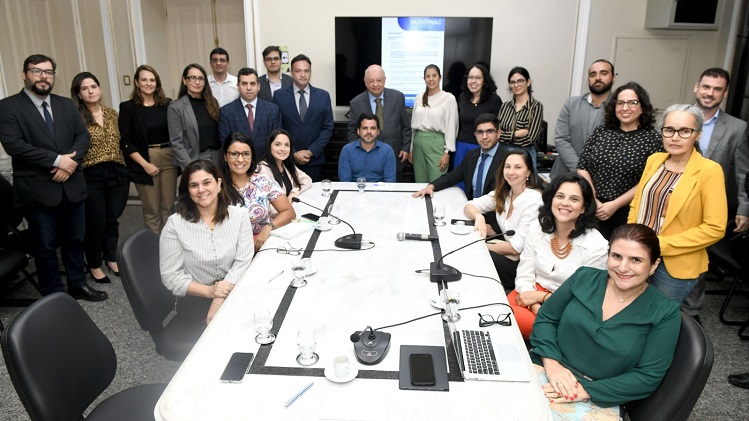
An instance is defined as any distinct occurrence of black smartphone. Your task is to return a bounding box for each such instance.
[409,353,436,386]
[301,213,319,222]
[451,219,475,226]
[220,352,254,383]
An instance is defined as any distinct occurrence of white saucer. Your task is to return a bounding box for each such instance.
[430,296,445,309]
[450,225,470,235]
[324,366,358,383]
[315,224,333,231]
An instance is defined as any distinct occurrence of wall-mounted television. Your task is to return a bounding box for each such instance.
[335,17,493,108]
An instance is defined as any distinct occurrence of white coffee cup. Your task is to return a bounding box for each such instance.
[317,216,330,230]
[334,355,349,378]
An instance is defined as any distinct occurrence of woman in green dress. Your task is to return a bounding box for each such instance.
[530,223,681,418]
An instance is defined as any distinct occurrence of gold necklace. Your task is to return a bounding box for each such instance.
[610,280,646,303]
[550,236,572,259]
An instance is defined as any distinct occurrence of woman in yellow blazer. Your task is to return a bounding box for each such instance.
[628,104,727,304]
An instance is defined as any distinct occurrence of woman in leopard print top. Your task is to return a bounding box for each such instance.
[71,72,130,283]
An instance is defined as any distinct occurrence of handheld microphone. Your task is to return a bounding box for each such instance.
[429,232,505,283]
[396,232,438,241]
[349,325,391,365]
[291,197,362,249]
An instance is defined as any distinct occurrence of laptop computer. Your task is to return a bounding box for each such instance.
[445,300,531,382]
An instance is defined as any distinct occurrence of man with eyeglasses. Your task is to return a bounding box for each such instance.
[347,65,411,181]
[258,46,292,102]
[208,47,239,107]
[273,54,334,181]
[413,113,508,199]
[0,54,107,301]
[683,67,749,324]
[549,59,616,181]
[219,67,281,159]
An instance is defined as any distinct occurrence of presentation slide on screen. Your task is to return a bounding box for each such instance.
[381,17,445,108]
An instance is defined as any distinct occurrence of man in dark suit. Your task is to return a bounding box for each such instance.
[413,113,508,199]
[273,54,334,181]
[0,54,106,301]
[219,67,281,159]
[258,46,293,102]
[347,65,412,181]
[684,67,749,322]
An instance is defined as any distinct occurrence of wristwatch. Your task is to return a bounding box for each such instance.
[267,221,276,230]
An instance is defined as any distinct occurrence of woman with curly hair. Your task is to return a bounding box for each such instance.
[577,82,663,239]
[508,173,608,339]
[455,63,502,172]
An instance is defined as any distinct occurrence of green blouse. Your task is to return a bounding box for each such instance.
[530,266,681,408]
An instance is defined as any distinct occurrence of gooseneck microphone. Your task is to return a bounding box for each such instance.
[429,232,511,283]
[396,232,439,241]
[291,197,362,249]
[349,325,391,365]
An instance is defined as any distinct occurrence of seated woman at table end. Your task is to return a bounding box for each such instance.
[530,223,680,417]
[160,160,254,325]
[509,172,607,339]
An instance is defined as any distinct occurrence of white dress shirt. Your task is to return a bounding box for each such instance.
[208,74,239,107]
[514,219,609,293]
[467,188,543,254]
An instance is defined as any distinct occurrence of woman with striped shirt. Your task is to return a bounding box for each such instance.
[497,66,543,171]
[628,104,727,304]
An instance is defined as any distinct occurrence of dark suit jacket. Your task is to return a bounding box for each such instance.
[272,84,334,167]
[347,88,411,154]
[704,111,749,218]
[219,98,282,160]
[431,144,508,198]
[0,90,89,208]
[258,73,293,102]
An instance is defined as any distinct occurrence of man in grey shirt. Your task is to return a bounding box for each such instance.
[548,59,615,181]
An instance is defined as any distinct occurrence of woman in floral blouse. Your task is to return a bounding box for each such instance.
[221,132,295,251]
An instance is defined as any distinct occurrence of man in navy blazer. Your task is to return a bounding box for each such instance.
[219,67,281,160]
[273,54,334,181]
[413,113,508,200]
[347,65,412,181]
[258,46,293,102]
[0,54,106,301]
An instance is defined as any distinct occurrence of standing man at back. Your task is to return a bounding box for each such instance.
[258,46,293,102]
[219,67,281,159]
[0,54,107,301]
[273,54,334,181]
[548,59,615,181]
[684,67,749,322]
[208,47,239,107]
[347,65,411,181]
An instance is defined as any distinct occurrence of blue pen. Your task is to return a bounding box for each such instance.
[284,382,314,408]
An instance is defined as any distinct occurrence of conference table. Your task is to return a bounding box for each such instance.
[154,182,552,421]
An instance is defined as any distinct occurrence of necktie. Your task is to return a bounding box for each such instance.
[246,103,254,132]
[298,90,307,121]
[42,102,55,138]
[474,153,489,199]
[374,97,384,131]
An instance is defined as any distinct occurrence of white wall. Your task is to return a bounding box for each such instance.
[254,0,740,144]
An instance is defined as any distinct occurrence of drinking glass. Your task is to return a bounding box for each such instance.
[441,289,461,322]
[254,310,275,344]
[321,179,332,197]
[356,177,366,194]
[326,203,340,225]
[290,259,308,288]
[296,328,319,366]
[433,205,446,226]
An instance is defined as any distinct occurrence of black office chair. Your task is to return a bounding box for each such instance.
[1,292,166,421]
[705,231,749,325]
[117,229,203,361]
[624,312,714,421]
[0,247,42,309]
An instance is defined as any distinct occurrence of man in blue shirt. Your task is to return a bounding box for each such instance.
[338,112,396,182]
